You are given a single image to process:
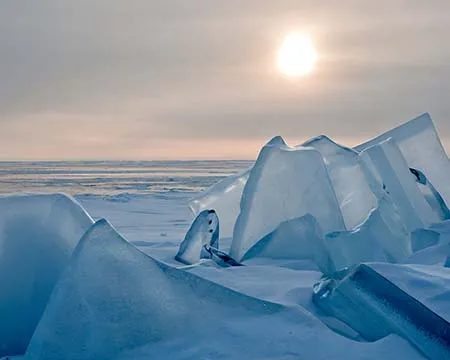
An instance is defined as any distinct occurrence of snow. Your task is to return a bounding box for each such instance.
[1,112,450,359]
[314,263,450,360]
[24,219,422,360]
[0,192,433,360]
[370,263,450,320]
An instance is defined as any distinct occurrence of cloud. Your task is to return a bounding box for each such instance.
[0,0,449,158]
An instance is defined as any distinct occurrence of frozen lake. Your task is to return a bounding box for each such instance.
[0,161,252,260]
[0,160,252,195]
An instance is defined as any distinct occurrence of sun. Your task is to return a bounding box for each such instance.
[276,33,317,77]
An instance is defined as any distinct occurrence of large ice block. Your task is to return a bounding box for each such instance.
[189,169,250,238]
[188,137,284,239]
[360,138,436,230]
[242,214,332,272]
[189,136,284,238]
[0,194,93,357]
[24,219,420,360]
[303,136,378,230]
[313,264,450,360]
[369,263,450,314]
[356,113,450,209]
[230,137,345,261]
[24,219,281,359]
[324,197,411,270]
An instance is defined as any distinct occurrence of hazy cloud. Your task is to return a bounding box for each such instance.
[1,0,449,159]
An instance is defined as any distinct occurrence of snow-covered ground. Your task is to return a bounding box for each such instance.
[1,113,450,359]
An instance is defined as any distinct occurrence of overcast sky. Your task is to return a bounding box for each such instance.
[1,1,449,159]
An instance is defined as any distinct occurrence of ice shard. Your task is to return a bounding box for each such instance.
[359,138,436,230]
[242,214,332,272]
[313,264,450,360]
[410,168,450,221]
[204,246,243,267]
[356,113,450,210]
[175,209,219,265]
[189,169,250,238]
[24,219,420,360]
[324,197,411,270]
[24,219,282,359]
[410,228,440,253]
[405,221,450,265]
[0,194,93,358]
[231,137,345,261]
[303,136,378,230]
[188,137,285,239]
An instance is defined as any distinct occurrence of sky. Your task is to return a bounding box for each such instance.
[1,1,450,160]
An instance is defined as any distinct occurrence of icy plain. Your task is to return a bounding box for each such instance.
[1,113,450,359]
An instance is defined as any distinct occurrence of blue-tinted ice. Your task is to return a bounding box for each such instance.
[175,209,219,265]
[356,113,450,208]
[0,194,93,358]
[24,219,421,360]
[4,112,450,359]
[410,168,450,221]
[359,138,436,230]
[231,136,345,261]
[313,264,450,360]
[189,169,250,238]
[242,214,331,272]
[302,135,378,230]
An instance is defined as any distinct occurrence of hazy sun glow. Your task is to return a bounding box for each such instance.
[277,33,317,77]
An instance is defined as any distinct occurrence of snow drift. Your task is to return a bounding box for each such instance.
[1,112,450,359]
[24,220,423,360]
